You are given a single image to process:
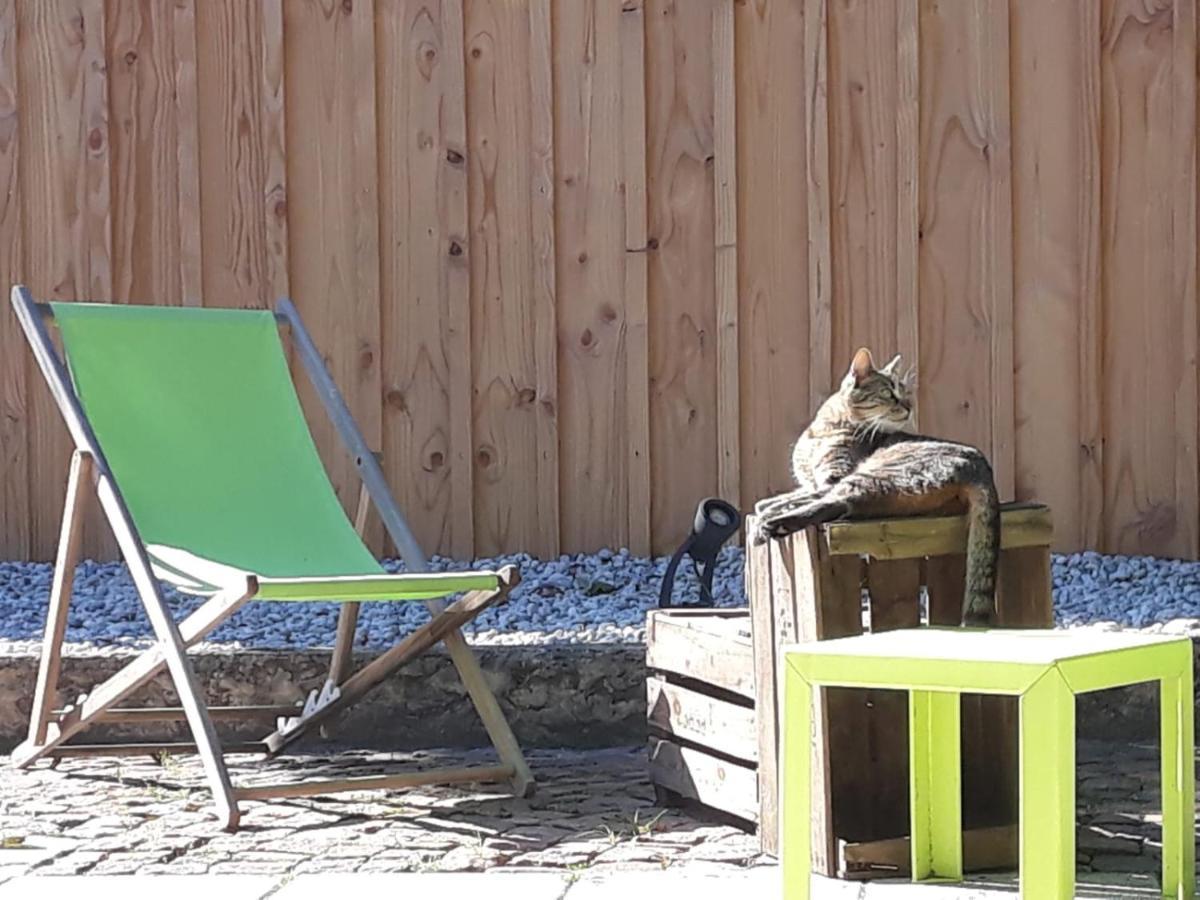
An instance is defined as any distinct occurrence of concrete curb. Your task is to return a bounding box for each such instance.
[0,639,1184,752]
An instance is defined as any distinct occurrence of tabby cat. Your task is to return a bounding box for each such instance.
[753,347,999,625]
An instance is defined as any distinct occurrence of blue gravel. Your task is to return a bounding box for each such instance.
[0,548,746,651]
[2,548,1199,651]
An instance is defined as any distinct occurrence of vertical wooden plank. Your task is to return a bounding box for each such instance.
[645,0,717,553]
[918,0,1015,498]
[442,0,473,559]
[1011,0,1102,552]
[465,0,547,555]
[106,0,186,307]
[554,0,626,554]
[529,0,559,558]
[735,0,809,510]
[284,0,383,541]
[621,0,651,556]
[377,0,474,557]
[803,0,832,412]
[711,0,738,513]
[895,0,919,423]
[790,529,864,862]
[259,0,288,308]
[746,520,778,854]
[866,558,921,631]
[1099,0,1198,557]
[826,0,901,376]
[861,556,920,844]
[825,0,920,404]
[172,0,202,307]
[0,0,27,560]
[195,1,278,310]
[20,0,112,561]
[924,553,966,626]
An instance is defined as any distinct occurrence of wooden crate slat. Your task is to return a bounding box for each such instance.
[853,556,923,842]
[646,675,757,764]
[790,527,864,872]
[645,610,755,700]
[747,531,780,854]
[648,738,758,823]
[840,824,1017,879]
[866,558,921,631]
[823,503,1052,559]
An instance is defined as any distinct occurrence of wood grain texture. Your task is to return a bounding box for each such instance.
[259,0,288,307]
[1011,0,1102,552]
[804,0,833,413]
[19,0,112,560]
[284,0,383,546]
[194,0,278,310]
[645,0,717,553]
[734,0,808,511]
[107,0,189,307]
[711,0,738,513]
[528,0,559,558]
[0,0,26,560]
[1100,0,1198,557]
[827,0,905,379]
[8,0,1200,562]
[553,0,625,553]
[465,0,549,556]
[377,0,474,557]
[621,0,651,556]
[172,0,201,307]
[917,0,1015,499]
[895,0,919,423]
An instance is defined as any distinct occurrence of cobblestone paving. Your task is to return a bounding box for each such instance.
[0,740,1185,892]
[0,746,764,884]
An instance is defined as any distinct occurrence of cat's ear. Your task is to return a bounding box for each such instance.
[849,347,875,384]
[881,354,902,375]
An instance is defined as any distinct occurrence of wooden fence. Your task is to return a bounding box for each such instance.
[0,0,1196,563]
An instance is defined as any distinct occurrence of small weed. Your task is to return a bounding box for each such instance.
[632,808,667,838]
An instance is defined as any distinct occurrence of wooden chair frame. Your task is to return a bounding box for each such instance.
[8,286,534,830]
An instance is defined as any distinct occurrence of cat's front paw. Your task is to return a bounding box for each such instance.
[754,515,800,544]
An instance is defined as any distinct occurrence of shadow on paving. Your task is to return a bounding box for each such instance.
[0,746,766,880]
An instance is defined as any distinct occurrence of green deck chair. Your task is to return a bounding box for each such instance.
[9,285,533,830]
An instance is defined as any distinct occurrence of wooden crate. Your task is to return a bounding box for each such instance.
[645,609,759,825]
[746,501,1054,876]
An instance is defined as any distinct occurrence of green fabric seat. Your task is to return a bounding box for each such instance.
[51,302,495,601]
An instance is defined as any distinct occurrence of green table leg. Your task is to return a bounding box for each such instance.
[909,689,963,881]
[1159,647,1195,900]
[782,660,813,900]
[1019,669,1075,900]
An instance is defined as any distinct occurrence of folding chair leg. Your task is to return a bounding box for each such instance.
[25,450,92,748]
[98,475,242,829]
[440,628,534,797]
[328,480,372,689]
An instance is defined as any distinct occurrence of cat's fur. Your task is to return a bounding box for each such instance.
[753,347,999,626]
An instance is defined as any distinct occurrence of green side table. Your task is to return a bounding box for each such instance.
[780,628,1195,900]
